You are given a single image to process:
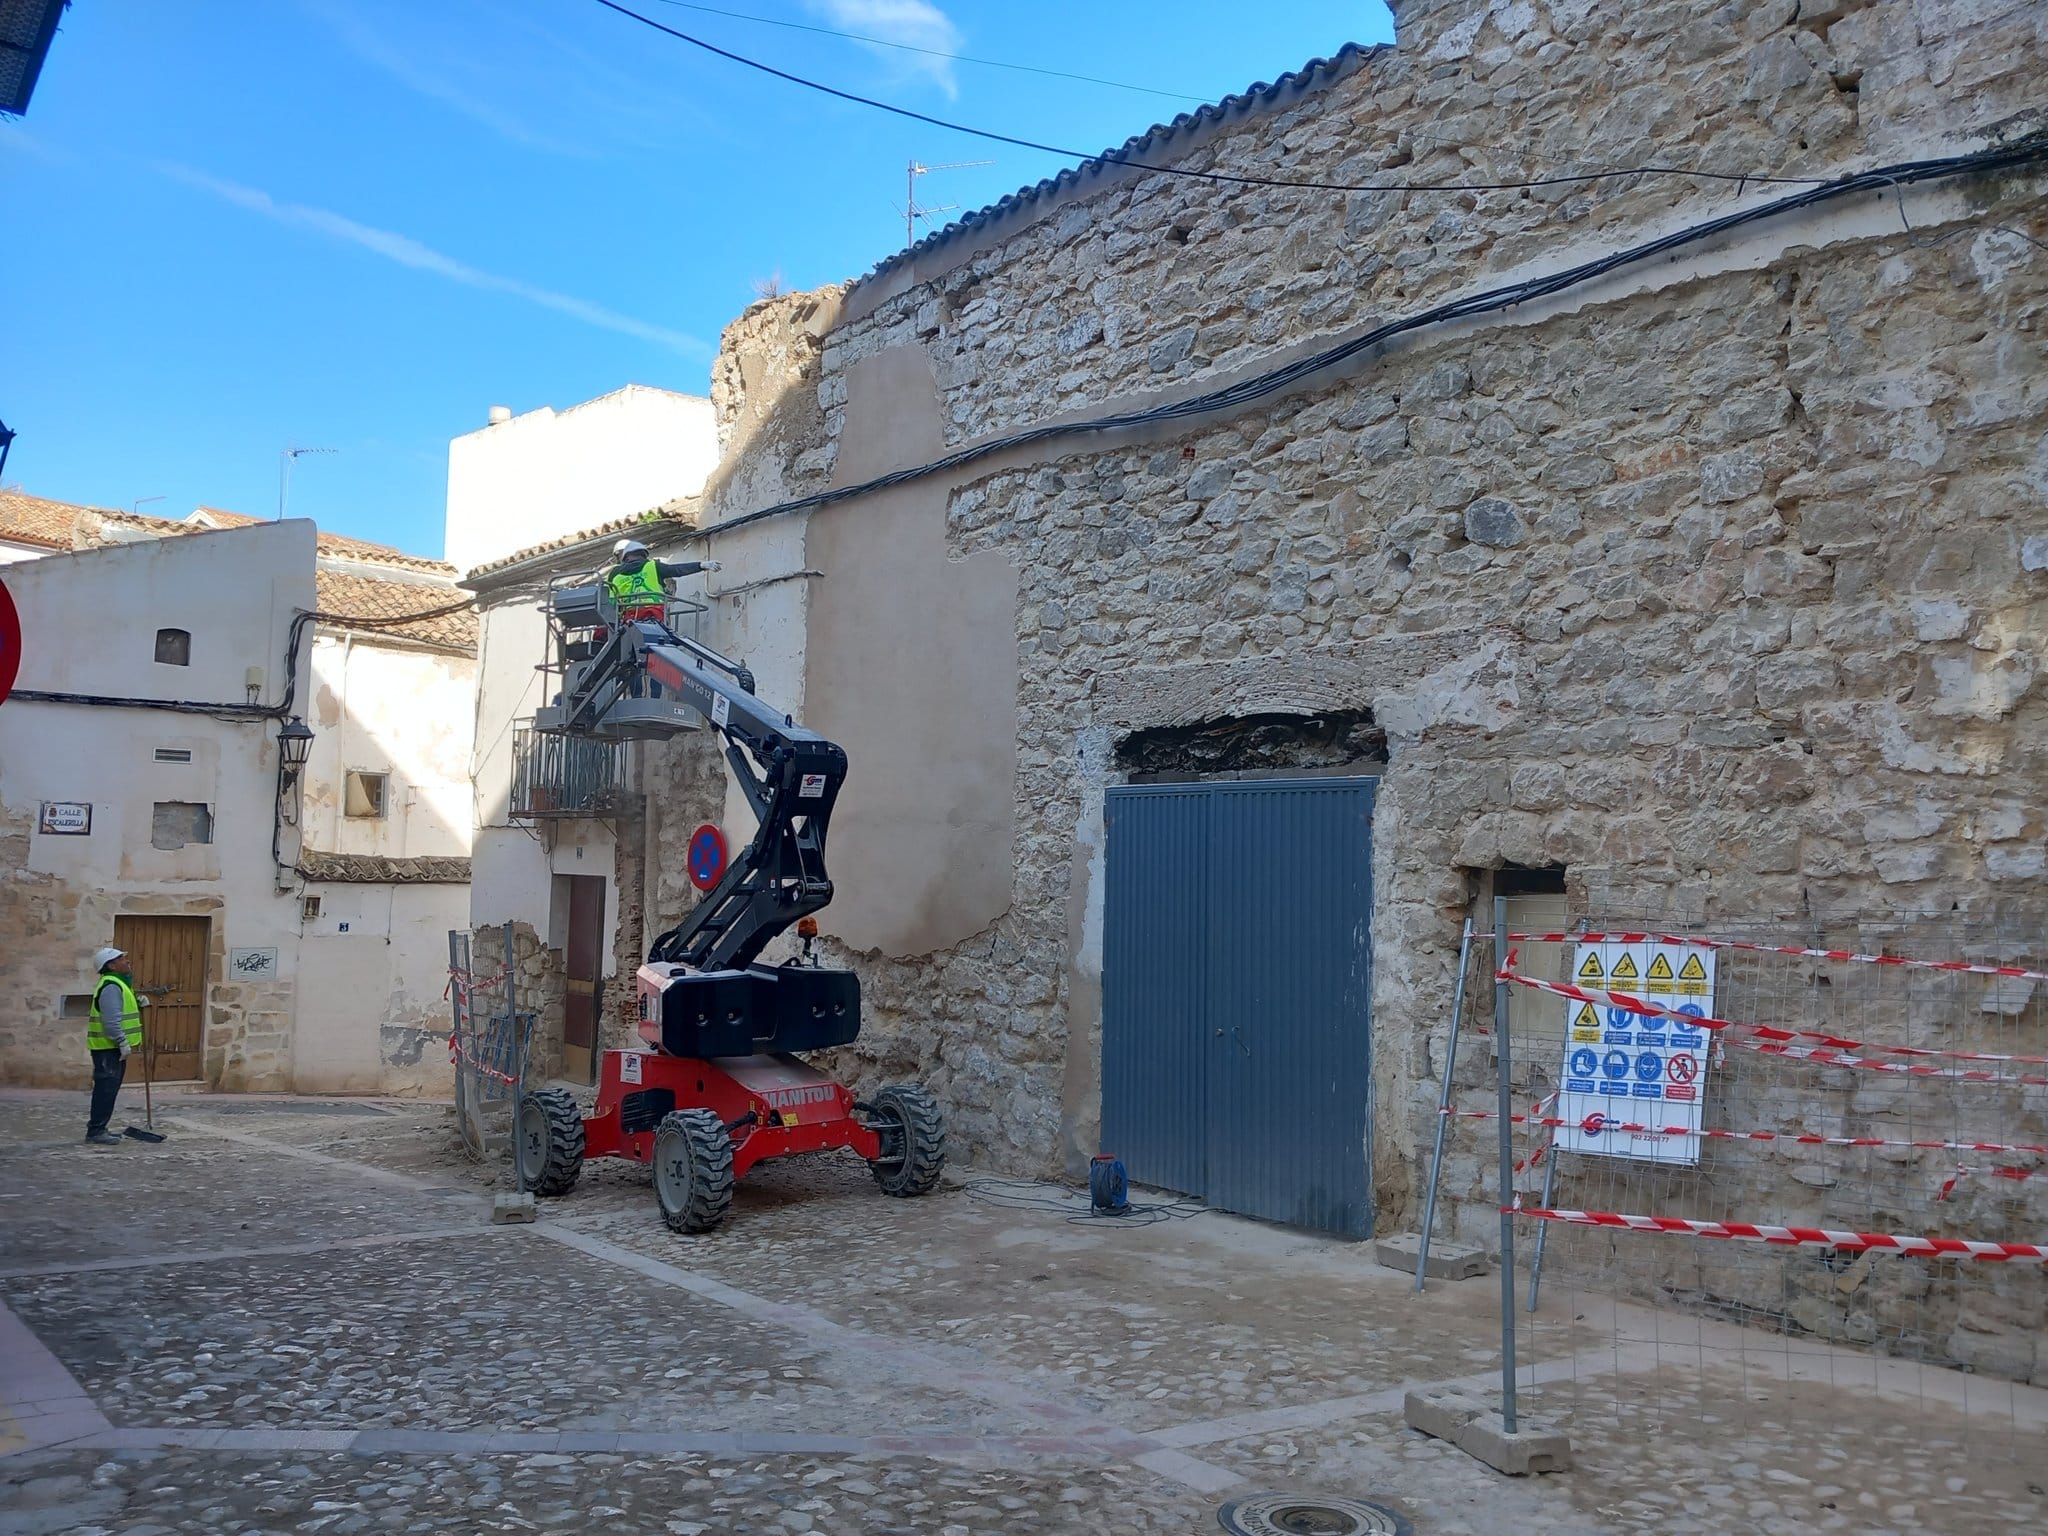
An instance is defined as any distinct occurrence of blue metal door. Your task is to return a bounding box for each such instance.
[1102,777,1376,1237]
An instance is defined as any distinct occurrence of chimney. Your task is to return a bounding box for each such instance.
[487,405,513,426]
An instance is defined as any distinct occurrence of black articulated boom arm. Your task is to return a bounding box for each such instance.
[567,616,845,973]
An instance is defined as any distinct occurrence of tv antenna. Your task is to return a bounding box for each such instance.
[905,159,992,248]
[277,445,336,522]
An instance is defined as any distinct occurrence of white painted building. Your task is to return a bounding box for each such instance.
[450,385,720,1083]
[0,521,317,1089]
[0,496,478,1096]
[444,386,718,573]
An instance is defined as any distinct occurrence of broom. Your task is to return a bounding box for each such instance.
[124,1008,167,1143]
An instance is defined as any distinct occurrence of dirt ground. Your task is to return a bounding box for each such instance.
[3,1084,2043,1535]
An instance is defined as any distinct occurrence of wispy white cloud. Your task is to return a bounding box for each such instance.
[0,120,76,165]
[159,163,707,357]
[808,0,963,100]
[302,0,596,157]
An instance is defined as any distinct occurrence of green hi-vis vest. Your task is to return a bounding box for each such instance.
[607,559,665,610]
[88,974,144,1050]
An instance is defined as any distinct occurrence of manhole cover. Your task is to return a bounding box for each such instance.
[1218,1493,1412,1536]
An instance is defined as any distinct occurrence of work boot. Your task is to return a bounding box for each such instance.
[86,1131,123,1147]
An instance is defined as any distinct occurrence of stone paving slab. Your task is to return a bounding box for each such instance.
[1206,1370,2048,1536]
[0,1099,471,1269]
[0,1232,1017,1439]
[0,1446,1215,1534]
[559,1158,1548,1433]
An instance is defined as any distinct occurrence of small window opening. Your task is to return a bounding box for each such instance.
[60,994,93,1019]
[153,748,193,764]
[302,895,323,920]
[151,801,214,850]
[154,628,191,666]
[1496,864,1568,896]
[344,771,388,818]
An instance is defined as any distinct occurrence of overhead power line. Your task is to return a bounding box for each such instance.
[684,137,2048,543]
[646,0,1207,103]
[592,0,1829,195]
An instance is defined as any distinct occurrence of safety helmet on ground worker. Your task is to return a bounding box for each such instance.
[92,946,126,970]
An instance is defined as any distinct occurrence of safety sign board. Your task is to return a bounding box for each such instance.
[1554,938,1716,1165]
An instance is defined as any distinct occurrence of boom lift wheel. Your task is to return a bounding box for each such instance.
[516,1086,586,1196]
[653,1108,735,1233]
[866,1083,946,1198]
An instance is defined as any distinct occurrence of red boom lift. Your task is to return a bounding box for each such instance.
[510,579,944,1232]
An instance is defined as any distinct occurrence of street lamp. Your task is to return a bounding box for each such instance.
[277,717,314,783]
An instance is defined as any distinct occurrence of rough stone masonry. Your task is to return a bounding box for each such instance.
[602,0,2048,1372]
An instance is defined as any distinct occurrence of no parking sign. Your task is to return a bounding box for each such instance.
[687,822,727,892]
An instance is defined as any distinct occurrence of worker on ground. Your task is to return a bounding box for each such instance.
[85,944,146,1147]
[603,539,719,697]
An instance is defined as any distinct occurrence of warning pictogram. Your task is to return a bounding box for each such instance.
[1645,952,1675,994]
[1577,952,1605,983]
[1571,1002,1601,1041]
[1610,952,1640,983]
[1667,1053,1699,1084]
[1677,952,1709,995]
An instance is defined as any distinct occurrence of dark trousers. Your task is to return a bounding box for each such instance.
[88,1048,127,1137]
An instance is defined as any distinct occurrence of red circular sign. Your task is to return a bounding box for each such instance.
[1667,1053,1699,1084]
[686,823,727,892]
[0,576,20,708]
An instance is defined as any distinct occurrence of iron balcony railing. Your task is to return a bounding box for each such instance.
[510,723,628,820]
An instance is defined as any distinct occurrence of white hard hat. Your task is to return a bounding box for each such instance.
[613,538,649,560]
[92,946,126,969]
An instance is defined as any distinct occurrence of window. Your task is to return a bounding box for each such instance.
[60,994,93,1019]
[302,895,322,920]
[151,801,214,850]
[154,628,191,665]
[153,748,193,763]
[344,771,388,818]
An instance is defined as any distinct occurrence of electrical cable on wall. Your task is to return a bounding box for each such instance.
[677,135,2048,546]
[10,596,479,719]
[594,0,1831,193]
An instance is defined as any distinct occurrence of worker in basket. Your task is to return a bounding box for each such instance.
[601,538,719,695]
[603,538,718,632]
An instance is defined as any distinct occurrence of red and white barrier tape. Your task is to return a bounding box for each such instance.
[1510,1091,1558,1176]
[1937,1165,2042,1201]
[1505,930,2048,985]
[1440,1108,2048,1158]
[1508,1206,2048,1262]
[448,1035,520,1087]
[1732,1036,2048,1086]
[1498,968,2048,1070]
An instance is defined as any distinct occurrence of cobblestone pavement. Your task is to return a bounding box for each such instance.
[4,1086,2043,1534]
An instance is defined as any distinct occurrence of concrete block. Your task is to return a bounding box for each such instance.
[1404,1389,1571,1475]
[491,1191,537,1225]
[1375,1232,1490,1281]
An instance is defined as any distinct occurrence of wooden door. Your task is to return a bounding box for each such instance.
[112,915,209,1081]
[562,875,605,1084]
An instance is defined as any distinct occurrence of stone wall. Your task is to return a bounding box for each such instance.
[645,0,2048,1199]
[0,796,307,1094]
[0,805,102,1089]
[470,921,565,1085]
[826,0,2046,456]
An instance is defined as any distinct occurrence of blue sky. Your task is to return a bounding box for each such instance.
[2,1,1392,558]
